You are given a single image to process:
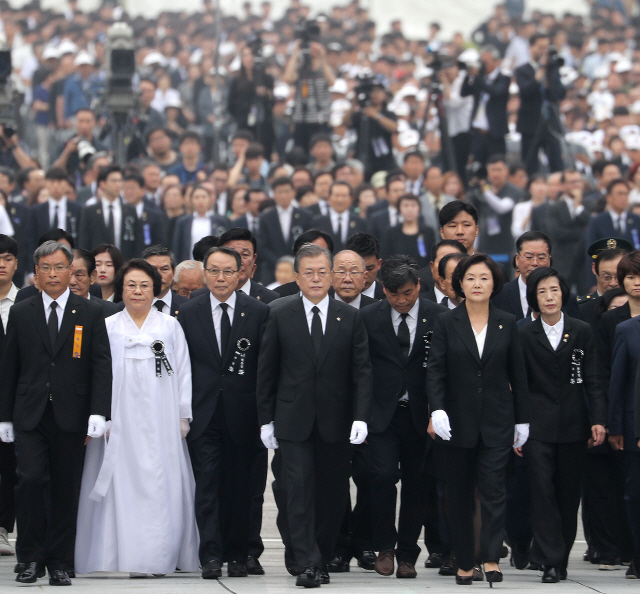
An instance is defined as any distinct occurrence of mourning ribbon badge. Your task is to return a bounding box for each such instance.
[151,340,174,377]
[229,338,251,375]
[571,349,584,385]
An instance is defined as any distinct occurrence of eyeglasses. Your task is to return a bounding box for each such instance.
[37,264,70,274]
[332,270,365,278]
[519,252,549,263]
[598,273,615,282]
[205,268,239,278]
[301,270,329,279]
[124,282,153,292]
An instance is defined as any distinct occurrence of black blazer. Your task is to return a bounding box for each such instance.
[191,281,279,304]
[177,290,269,444]
[385,225,435,267]
[426,302,529,448]
[25,200,83,258]
[16,283,102,303]
[595,301,630,390]
[577,292,600,329]
[0,291,112,432]
[367,209,392,253]
[492,278,580,320]
[172,213,231,263]
[311,212,368,253]
[78,199,144,259]
[140,205,169,249]
[530,201,550,235]
[89,295,122,317]
[257,294,372,443]
[519,315,606,443]
[461,69,510,138]
[161,290,188,317]
[515,62,565,135]
[361,297,445,436]
[7,200,29,283]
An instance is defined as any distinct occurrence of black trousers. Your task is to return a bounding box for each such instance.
[0,440,17,533]
[369,405,428,564]
[469,132,506,170]
[521,128,563,177]
[505,452,532,563]
[14,402,85,570]
[188,406,255,564]
[247,439,268,559]
[451,132,472,185]
[443,439,511,571]
[624,450,640,553]
[293,123,330,156]
[525,439,585,569]
[278,426,351,569]
[271,448,298,570]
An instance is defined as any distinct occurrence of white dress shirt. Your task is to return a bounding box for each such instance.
[209,290,236,353]
[42,287,70,330]
[191,214,211,255]
[561,194,584,219]
[101,197,122,249]
[610,210,626,234]
[152,292,172,315]
[277,204,294,242]
[48,197,67,230]
[302,294,329,333]
[245,212,259,234]
[518,275,529,318]
[444,71,473,137]
[238,280,252,296]
[542,312,564,351]
[334,292,362,309]
[135,201,144,218]
[329,208,349,244]
[434,285,447,305]
[391,298,419,353]
[0,283,17,330]
[472,324,487,359]
[0,204,14,236]
[388,206,401,228]
[317,199,329,216]
[362,283,376,299]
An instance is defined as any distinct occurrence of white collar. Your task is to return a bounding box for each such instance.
[42,287,70,312]
[518,275,527,298]
[302,293,330,317]
[330,207,348,219]
[239,280,251,295]
[209,290,237,311]
[433,285,446,303]
[0,283,18,302]
[49,196,67,208]
[541,311,564,334]
[276,204,293,215]
[362,283,376,298]
[391,297,420,322]
[334,292,361,308]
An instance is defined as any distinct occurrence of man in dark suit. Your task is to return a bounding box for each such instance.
[78,164,144,259]
[420,239,467,302]
[345,233,386,300]
[361,255,445,579]
[461,45,510,168]
[515,34,566,176]
[142,245,188,317]
[68,248,122,317]
[331,250,377,309]
[178,246,269,579]
[123,171,168,248]
[0,240,111,586]
[6,197,29,286]
[24,168,83,260]
[172,210,230,264]
[529,172,563,235]
[257,177,313,285]
[257,243,372,587]
[367,175,406,255]
[312,182,367,253]
[233,188,266,237]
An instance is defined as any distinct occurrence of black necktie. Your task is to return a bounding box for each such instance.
[219,302,231,356]
[440,296,448,305]
[52,205,59,229]
[337,216,343,246]
[398,313,410,359]
[106,204,115,244]
[154,300,165,313]
[48,301,58,349]
[311,306,323,358]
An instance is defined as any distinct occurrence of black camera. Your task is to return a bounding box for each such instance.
[294,19,321,49]
[547,45,565,70]
[106,22,136,114]
[354,72,375,109]
[246,31,263,59]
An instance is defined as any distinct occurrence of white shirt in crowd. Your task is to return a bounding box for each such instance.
[191,214,211,257]
[518,275,529,318]
[101,198,122,249]
[48,197,68,230]
[0,283,17,330]
[277,204,294,242]
[329,208,349,244]
[209,290,236,353]
[472,324,487,359]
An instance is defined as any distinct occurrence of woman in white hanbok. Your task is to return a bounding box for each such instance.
[75,259,199,576]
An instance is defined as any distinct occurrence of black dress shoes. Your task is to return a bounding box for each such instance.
[227,560,248,577]
[296,566,321,588]
[559,568,568,581]
[246,555,265,575]
[357,551,376,570]
[49,569,72,586]
[425,552,444,568]
[455,573,474,585]
[15,562,45,583]
[202,559,222,579]
[320,567,330,584]
[542,566,559,583]
[439,557,458,576]
[327,554,350,572]
[14,562,26,574]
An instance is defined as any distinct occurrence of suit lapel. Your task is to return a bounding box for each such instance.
[532,316,556,353]
[317,300,341,369]
[290,297,316,365]
[53,294,80,356]
[378,300,406,366]
[30,293,52,355]
[196,294,222,363]
[480,305,502,363]
[555,315,572,353]
[452,304,481,365]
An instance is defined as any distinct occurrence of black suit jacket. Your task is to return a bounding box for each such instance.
[7,200,28,283]
[178,290,269,444]
[577,292,600,329]
[367,209,392,253]
[492,278,580,320]
[16,283,102,303]
[361,297,446,436]
[140,205,169,248]
[426,302,529,448]
[530,201,550,234]
[158,290,188,317]
[461,69,511,138]
[25,200,83,258]
[0,291,112,432]
[172,213,230,263]
[311,213,368,252]
[257,294,372,443]
[519,315,606,443]
[78,199,144,259]
[89,295,122,317]
[515,62,566,135]
[596,301,631,392]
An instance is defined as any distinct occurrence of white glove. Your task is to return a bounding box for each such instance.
[180,419,190,439]
[431,410,452,441]
[349,421,368,445]
[87,415,106,438]
[514,423,530,449]
[0,422,14,443]
[260,421,279,449]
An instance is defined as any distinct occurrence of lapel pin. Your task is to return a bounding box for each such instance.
[564,334,569,338]
[499,325,503,329]
[563,338,568,342]
[423,318,426,323]
[174,310,178,315]
[337,317,341,321]
[257,295,261,300]
[72,310,76,313]
[241,312,245,317]
[294,213,300,219]
[350,220,356,228]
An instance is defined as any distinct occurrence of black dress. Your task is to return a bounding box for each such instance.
[385,224,435,268]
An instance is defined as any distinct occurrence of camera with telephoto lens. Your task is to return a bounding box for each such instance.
[246,31,263,59]
[106,22,136,114]
[354,72,376,109]
[294,18,321,49]
[547,45,565,71]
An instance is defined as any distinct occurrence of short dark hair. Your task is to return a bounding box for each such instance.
[397,193,421,211]
[606,178,629,196]
[123,171,145,187]
[92,244,125,274]
[516,230,552,254]
[525,266,570,313]
[219,227,257,254]
[596,287,626,322]
[73,248,96,275]
[487,154,507,166]
[403,151,424,163]
[272,176,294,191]
[245,142,264,160]
[193,236,218,261]
[141,244,177,269]
[313,170,334,184]
[431,239,466,262]
[202,245,242,270]
[179,130,201,145]
[309,133,333,150]
[438,251,466,280]
[115,258,163,298]
[0,234,18,257]
[529,32,549,46]
[45,167,68,181]
[380,254,419,292]
[294,229,334,254]
[439,200,478,226]
[38,228,75,248]
[617,250,640,289]
[145,126,170,144]
[232,129,255,143]
[329,180,353,198]
[594,248,626,274]
[0,167,16,184]
[97,164,122,186]
[345,232,381,260]
[452,254,504,299]
[385,173,405,192]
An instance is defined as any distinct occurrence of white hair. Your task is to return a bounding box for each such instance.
[174,259,203,283]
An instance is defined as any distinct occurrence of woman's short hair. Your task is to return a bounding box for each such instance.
[525,267,570,313]
[397,193,421,211]
[451,253,504,299]
[114,258,162,298]
[617,250,640,290]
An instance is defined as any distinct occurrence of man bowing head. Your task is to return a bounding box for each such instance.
[0,240,112,586]
[257,242,372,588]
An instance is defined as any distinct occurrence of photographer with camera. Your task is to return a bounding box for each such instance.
[283,21,335,154]
[515,33,566,176]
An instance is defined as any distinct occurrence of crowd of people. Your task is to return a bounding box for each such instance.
[0,0,640,589]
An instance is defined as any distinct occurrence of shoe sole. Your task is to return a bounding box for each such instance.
[598,566,620,570]
[247,569,265,575]
[397,574,417,578]
[374,568,394,576]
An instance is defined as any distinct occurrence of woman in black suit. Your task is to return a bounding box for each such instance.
[427,253,529,586]
[519,267,607,583]
[385,194,435,268]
